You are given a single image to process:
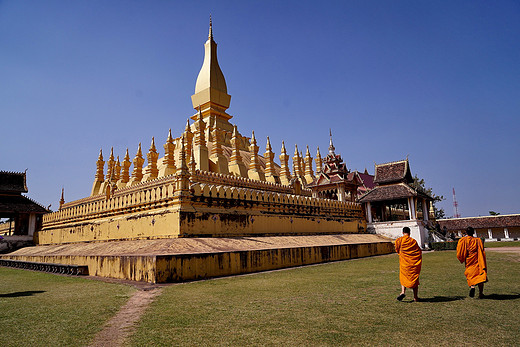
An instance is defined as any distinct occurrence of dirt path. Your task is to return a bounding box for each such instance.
[89,287,162,347]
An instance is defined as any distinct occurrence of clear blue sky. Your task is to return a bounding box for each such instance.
[1,1,519,217]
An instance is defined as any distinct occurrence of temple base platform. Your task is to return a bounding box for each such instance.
[0,234,394,283]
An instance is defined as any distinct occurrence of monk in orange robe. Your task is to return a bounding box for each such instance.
[395,227,422,302]
[456,226,487,298]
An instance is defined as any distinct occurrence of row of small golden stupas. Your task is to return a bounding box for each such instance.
[90,116,327,196]
[89,19,330,197]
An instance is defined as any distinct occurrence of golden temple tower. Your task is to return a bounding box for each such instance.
[191,17,233,133]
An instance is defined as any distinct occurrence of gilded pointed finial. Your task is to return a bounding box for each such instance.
[328,129,335,155]
[150,137,157,152]
[179,135,187,169]
[266,136,272,151]
[124,148,130,161]
[251,130,256,143]
[98,148,103,160]
[185,119,191,132]
[59,187,65,210]
[137,142,142,156]
[189,146,196,174]
[209,15,213,40]
[167,129,173,143]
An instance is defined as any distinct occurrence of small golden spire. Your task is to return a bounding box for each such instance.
[59,187,65,210]
[315,146,323,174]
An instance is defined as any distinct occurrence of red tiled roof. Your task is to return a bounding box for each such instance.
[373,160,412,185]
[438,215,520,230]
[355,171,375,190]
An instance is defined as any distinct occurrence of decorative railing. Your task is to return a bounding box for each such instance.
[44,170,355,226]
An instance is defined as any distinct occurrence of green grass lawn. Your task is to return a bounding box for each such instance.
[0,268,135,347]
[485,240,520,248]
[1,250,519,346]
[130,251,520,346]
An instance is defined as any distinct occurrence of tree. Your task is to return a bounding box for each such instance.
[410,175,445,219]
[489,211,500,216]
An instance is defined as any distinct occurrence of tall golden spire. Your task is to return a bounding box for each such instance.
[304,146,314,184]
[160,129,176,177]
[129,143,144,185]
[118,148,131,188]
[191,17,232,128]
[315,146,322,174]
[279,141,291,185]
[91,149,105,196]
[248,131,264,181]
[264,136,278,184]
[144,137,159,181]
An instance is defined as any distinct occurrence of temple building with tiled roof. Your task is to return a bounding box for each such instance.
[437,214,520,241]
[307,133,361,202]
[358,159,433,247]
[0,171,49,236]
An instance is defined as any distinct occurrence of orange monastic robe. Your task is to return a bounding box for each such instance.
[395,234,422,288]
[456,236,487,286]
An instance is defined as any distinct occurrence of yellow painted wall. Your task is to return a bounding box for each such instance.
[37,207,181,245]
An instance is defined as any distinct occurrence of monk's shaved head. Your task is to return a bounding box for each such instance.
[403,227,411,234]
[466,227,475,236]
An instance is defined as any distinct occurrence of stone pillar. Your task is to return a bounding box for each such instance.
[337,185,345,202]
[422,199,429,221]
[366,202,373,223]
[488,228,493,239]
[407,197,414,220]
[504,228,510,239]
[28,213,36,237]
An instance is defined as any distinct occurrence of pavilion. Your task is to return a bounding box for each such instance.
[358,159,433,247]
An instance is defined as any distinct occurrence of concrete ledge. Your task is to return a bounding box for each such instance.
[1,235,394,283]
[156,242,395,282]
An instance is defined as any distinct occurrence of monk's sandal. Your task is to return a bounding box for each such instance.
[397,294,405,301]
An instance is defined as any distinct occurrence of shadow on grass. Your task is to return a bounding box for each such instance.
[0,290,46,298]
[418,296,465,302]
[482,293,520,301]
[398,296,465,303]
